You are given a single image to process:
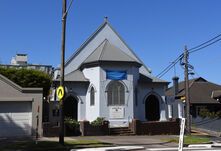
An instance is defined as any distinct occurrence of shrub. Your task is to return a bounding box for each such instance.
[199,108,221,119]
[0,67,52,97]
[199,108,208,118]
[64,117,79,128]
[91,117,105,126]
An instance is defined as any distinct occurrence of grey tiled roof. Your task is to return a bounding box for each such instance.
[139,73,169,83]
[82,39,141,65]
[54,70,88,82]
[166,77,221,104]
[65,20,152,74]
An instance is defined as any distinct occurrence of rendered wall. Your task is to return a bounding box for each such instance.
[65,82,88,121]
[99,64,139,127]
[83,67,101,121]
[0,76,43,137]
[136,83,168,121]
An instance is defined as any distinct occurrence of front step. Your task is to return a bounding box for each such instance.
[110,127,135,136]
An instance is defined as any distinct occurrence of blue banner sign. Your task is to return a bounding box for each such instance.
[106,70,127,80]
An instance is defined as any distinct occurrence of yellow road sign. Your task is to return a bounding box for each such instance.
[180,96,186,101]
[56,86,65,100]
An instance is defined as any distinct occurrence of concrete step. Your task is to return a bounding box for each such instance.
[110,127,135,136]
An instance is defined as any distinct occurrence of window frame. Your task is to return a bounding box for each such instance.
[90,86,95,106]
[107,81,125,106]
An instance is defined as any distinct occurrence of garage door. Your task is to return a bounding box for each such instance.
[0,101,32,137]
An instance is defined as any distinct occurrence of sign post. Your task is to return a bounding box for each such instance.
[178,118,185,151]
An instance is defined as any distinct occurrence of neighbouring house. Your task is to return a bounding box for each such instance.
[50,20,170,128]
[0,74,43,137]
[211,90,221,102]
[166,77,221,133]
[0,53,53,123]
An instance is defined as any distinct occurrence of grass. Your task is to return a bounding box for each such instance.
[0,140,112,151]
[163,135,211,145]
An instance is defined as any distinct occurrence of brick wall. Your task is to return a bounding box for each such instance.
[129,119,180,135]
[43,122,60,137]
[80,121,109,136]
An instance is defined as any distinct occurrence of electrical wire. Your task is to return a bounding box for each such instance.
[66,0,74,14]
[188,34,221,52]
[63,0,74,19]
[156,54,183,78]
[189,37,221,53]
[156,33,221,78]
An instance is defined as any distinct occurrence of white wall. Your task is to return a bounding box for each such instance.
[65,82,88,121]
[166,96,185,119]
[99,64,139,127]
[49,82,88,123]
[83,67,101,121]
[136,83,168,121]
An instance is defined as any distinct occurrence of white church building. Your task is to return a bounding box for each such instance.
[51,20,169,127]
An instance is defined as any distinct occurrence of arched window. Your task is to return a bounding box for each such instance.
[90,87,95,106]
[107,81,125,106]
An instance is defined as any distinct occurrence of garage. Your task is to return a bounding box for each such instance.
[0,74,43,138]
[0,102,32,137]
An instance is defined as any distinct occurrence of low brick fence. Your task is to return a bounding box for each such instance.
[43,119,180,136]
[80,121,109,136]
[129,119,180,135]
[43,122,60,137]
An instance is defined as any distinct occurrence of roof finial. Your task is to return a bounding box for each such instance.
[104,16,108,23]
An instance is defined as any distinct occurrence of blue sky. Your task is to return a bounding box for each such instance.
[1,0,221,85]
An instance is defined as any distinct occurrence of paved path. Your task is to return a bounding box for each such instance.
[83,135,178,148]
[40,135,178,150]
[41,135,221,150]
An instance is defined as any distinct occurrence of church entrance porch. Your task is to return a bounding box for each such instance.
[64,96,78,120]
[145,95,160,121]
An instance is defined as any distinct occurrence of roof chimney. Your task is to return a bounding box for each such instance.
[172,76,179,96]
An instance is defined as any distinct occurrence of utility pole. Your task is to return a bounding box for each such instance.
[59,0,67,145]
[184,46,191,135]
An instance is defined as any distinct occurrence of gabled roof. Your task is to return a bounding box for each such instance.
[82,39,141,66]
[64,19,168,83]
[166,77,221,104]
[65,21,108,66]
[0,74,42,93]
[65,20,151,74]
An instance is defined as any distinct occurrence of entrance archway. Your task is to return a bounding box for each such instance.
[64,96,78,120]
[145,95,160,121]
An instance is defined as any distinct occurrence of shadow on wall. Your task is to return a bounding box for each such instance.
[0,114,34,138]
[192,117,221,132]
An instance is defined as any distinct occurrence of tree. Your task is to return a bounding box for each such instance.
[0,67,52,97]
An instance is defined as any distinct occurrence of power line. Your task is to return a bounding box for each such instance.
[156,54,183,78]
[66,0,74,14]
[188,34,221,52]
[63,0,74,19]
[156,33,221,78]
[189,37,221,53]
